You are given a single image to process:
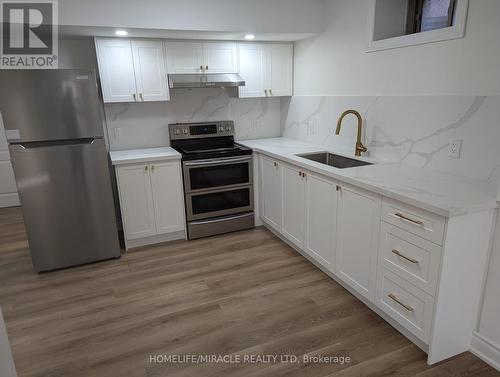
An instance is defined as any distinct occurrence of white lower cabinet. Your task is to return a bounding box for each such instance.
[335,183,381,301]
[115,159,185,249]
[282,164,306,247]
[260,155,282,231]
[116,163,157,240]
[305,172,337,270]
[255,152,496,365]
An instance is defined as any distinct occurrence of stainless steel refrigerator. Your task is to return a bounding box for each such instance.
[0,69,121,272]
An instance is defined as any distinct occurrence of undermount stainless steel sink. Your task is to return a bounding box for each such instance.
[296,152,373,169]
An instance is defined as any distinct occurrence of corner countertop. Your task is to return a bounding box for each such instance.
[238,138,499,218]
[109,147,181,166]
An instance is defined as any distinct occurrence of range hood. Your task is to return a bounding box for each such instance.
[168,73,245,89]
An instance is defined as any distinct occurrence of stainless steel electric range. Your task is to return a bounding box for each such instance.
[169,121,254,239]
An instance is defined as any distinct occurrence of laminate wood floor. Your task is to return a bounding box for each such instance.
[0,207,498,377]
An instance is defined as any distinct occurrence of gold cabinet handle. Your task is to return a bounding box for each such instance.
[200,65,203,70]
[270,89,273,96]
[139,93,144,101]
[205,65,208,70]
[265,89,268,95]
[336,185,341,192]
[133,93,137,101]
[151,165,154,173]
[145,165,148,172]
[388,293,414,312]
[394,212,423,226]
[392,249,419,264]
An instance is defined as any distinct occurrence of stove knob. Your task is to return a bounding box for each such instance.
[183,128,189,135]
[225,125,231,132]
[218,126,224,132]
[174,128,180,135]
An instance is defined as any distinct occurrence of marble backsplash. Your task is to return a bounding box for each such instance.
[281,96,500,184]
[105,88,281,150]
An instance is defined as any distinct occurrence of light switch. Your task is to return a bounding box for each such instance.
[448,139,462,159]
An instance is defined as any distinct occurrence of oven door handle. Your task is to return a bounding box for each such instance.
[184,156,252,166]
[190,213,253,225]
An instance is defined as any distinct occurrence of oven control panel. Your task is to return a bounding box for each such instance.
[169,121,234,140]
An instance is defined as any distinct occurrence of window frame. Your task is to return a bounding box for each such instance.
[367,0,469,53]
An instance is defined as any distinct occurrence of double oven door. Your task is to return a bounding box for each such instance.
[183,155,254,221]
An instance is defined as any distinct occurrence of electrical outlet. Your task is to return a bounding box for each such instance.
[448,139,462,159]
[307,119,315,136]
[253,120,261,129]
[113,127,121,140]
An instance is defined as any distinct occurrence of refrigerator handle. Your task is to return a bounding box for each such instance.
[10,138,97,150]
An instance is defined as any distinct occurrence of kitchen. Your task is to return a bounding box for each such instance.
[0,1,500,376]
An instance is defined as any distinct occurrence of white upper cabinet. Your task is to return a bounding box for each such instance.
[203,42,238,73]
[165,41,204,73]
[131,40,170,102]
[95,38,137,103]
[238,43,293,98]
[335,183,382,301]
[238,44,267,98]
[267,44,293,97]
[282,164,306,247]
[166,41,237,74]
[96,38,169,103]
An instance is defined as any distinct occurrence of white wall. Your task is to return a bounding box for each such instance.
[294,0,500,95]
[58,0,325,35]
[288,0,500,365]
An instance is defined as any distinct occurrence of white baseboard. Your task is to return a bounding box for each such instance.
[470,331,500,371]
[0,193,19,208]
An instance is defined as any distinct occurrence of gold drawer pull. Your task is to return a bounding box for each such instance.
[394,212,423,225]
[391,249,419,264]
[388,293,414,312]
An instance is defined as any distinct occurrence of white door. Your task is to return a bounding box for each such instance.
[131,40,170,102]
[95,38,137,103]
[336,183,381,301]
[305,173,337,270]
[260,156,282,230]
[150,161,185,234]
[267,44,293,97]
[116,164,156,240]
[165,41,204,74]
[203,42,238,73]
[282,164,306,247]
[238,43,267,98]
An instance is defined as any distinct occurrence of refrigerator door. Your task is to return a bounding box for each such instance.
[0,70,104,142]
[9,138,121,272]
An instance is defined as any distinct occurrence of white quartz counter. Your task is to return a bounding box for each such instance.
[238,138,499,218]
[110,147,181,166]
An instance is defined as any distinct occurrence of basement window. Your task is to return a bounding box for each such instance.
[367,0,468,52]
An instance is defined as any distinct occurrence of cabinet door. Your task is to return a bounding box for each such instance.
[336,183,381,301]
[260,156,282,230]
[95,38,137,103]
[282,164,306,247]
[131,40,170,102]
[203,42,238,73]
[116,164,156,240]
[305,173,337,270]
[150,161,185,234]
[238,43,267,98]
[267,44,293,97]
[165,41,204,74]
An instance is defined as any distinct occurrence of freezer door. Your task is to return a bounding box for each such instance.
[9,138,121,272]
[0,69,104,142]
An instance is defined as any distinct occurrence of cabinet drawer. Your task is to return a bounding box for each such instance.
[379,223,441,296]
[376,268,435,343]
[382,198,445,245]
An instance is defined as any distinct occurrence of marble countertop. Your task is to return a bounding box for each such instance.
[110,147,181,166]
[238,138,499,218]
